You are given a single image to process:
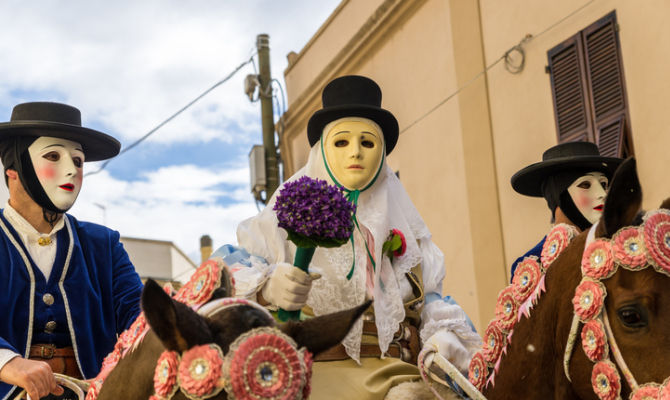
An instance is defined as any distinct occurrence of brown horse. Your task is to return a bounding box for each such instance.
[95,274,369,399]
[474,158,670,399]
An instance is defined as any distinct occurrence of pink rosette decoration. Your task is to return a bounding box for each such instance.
[174,259,222,306]
[468,351,488,391]
[85,379,103,400]
[301,350,314,399]
[581,239,616,280]
[541,223,577,269]
[177,344,225,399]
[481,321,505,364]
[613,227,648,270]
[224,327,305,400]
[659,377,670,400]
[591,360,621,400]
[153,350,180,399]
[581,319,608,362]
[644,210,670,275]
[572,279,606,322]
[511,257,541,303]
[494,286,518,331]
[630,384,661,400]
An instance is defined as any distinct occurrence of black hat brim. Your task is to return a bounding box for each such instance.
[307,104,399,155]
[511,156,623,197]
[0,121,120,161]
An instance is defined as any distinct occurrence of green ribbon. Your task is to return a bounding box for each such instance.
[320,134,384,280]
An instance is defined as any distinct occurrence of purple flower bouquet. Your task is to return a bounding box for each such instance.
[273,176,355,320]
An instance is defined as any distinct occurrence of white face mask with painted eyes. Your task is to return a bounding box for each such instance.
[322,118,384,190]
[28,137,85,211]
[567,171,608,224]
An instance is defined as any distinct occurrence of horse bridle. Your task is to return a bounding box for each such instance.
[563,210,670,399]
[149,297,313,400]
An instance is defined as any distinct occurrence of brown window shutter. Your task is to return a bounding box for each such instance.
[547,33,593,143]
[582,11,633,157]
[595,116,624,157]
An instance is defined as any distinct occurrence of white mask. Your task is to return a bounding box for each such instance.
[322,118,384,190]
[28,136,85,211]
[567,171,608,224]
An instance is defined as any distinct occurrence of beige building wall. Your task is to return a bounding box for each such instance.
[479,0,670,272]
[279,0,669,331]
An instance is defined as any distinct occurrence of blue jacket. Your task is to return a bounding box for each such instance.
[509,236,546,282]
[0,211,143,399]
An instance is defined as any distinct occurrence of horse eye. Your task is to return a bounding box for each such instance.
[617,306,647,328]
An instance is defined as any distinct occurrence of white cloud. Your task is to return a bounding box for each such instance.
[0,0,340,146]
[0,0,340,264]
[71,163,259,262]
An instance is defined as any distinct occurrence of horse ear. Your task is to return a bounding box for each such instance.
[142,279,214,352]
[279,300,371,355]
[209,260,234,300]
[596,157,642,238]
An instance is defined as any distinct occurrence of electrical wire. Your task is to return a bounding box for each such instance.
[86,55,256,177]
[399,0,597,134]
[271,78,287,117]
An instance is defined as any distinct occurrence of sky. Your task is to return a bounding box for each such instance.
[0,1,341,264]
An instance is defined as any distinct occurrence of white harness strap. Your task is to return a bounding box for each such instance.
[563,222,599,382]
[602,307,639,391]
[197,297,274,319]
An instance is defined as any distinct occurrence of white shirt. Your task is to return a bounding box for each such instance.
[0,202,66,376]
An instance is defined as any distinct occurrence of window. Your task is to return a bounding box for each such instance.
[547,11,633,157]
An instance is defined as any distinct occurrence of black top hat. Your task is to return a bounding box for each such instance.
[511,141,622,197]
[0,102,120,161]
[307,75,399,155]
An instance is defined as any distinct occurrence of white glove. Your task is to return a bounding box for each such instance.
[261,262,320,311]
[424,330,471,374]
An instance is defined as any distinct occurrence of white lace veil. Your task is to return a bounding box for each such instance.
[237,126,445,361]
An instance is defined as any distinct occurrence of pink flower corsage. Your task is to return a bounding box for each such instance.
[511,257,541,303]
[177,344,225,399]
[153,350,180,399]
[174,259,222,306]
[541,223,577,269]
[581,319,608,362]
[644,210,670,275]
[630,384,661,400]
[573,279,606,322]
[581,239,616,280]
[482,321,505,364]
[613,227,648,270]
[591,360,621,400]
[494,286,518,331]
[224,327,305,400]
[468,351,488,391]
[383,229,407,260]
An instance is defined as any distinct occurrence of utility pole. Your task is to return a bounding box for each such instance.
[256,33,280,200]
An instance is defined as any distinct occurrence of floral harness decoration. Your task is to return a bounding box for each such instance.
[468,210,670,400]
[85,258,314,400]
[563,209,670,400]
[149,297,313,400]
[468,223,579,391]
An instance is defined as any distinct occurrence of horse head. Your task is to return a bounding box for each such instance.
[568,158,670,399]
[97,269,369,399]
[474,158,670,399]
